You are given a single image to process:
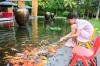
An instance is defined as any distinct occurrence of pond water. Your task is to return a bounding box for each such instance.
[0,17,70,48]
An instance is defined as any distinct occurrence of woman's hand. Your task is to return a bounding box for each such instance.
[59,36,68,42]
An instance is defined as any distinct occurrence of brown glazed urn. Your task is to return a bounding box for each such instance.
[14,8,29,27]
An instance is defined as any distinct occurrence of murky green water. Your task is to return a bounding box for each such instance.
[0,17,70,48]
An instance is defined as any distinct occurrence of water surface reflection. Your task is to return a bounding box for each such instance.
[0,17,70,48]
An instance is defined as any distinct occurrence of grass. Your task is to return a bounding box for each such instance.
[89,18,100,35]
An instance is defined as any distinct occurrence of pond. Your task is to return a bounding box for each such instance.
[0,17,99,66]
[0,17,70,48]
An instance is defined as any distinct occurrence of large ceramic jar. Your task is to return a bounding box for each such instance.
[44,12,51,22]
[14,8,29,27]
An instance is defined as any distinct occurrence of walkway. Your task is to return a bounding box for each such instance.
[45,46,100,66]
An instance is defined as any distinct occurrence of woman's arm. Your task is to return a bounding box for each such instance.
[67,24,81,38]
[60,24,80,42]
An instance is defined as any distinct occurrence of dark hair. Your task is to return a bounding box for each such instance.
[67,12,78,19]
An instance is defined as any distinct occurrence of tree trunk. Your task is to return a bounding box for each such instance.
[82,9,85,18]
[31,0,38,43]
[18,0,25,8]
[86,11,89,19]
[96,0,100,20]
[31,0,38,16]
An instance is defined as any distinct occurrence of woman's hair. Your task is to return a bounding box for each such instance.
[67,12,78,19]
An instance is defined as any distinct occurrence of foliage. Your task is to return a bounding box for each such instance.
[64,0,77,11]
[0,0,5,2]
[89,18,100,34]
[38,0,65,16]
[25,1,32,6]
[1,0,98,17]
[38,0,100,17]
